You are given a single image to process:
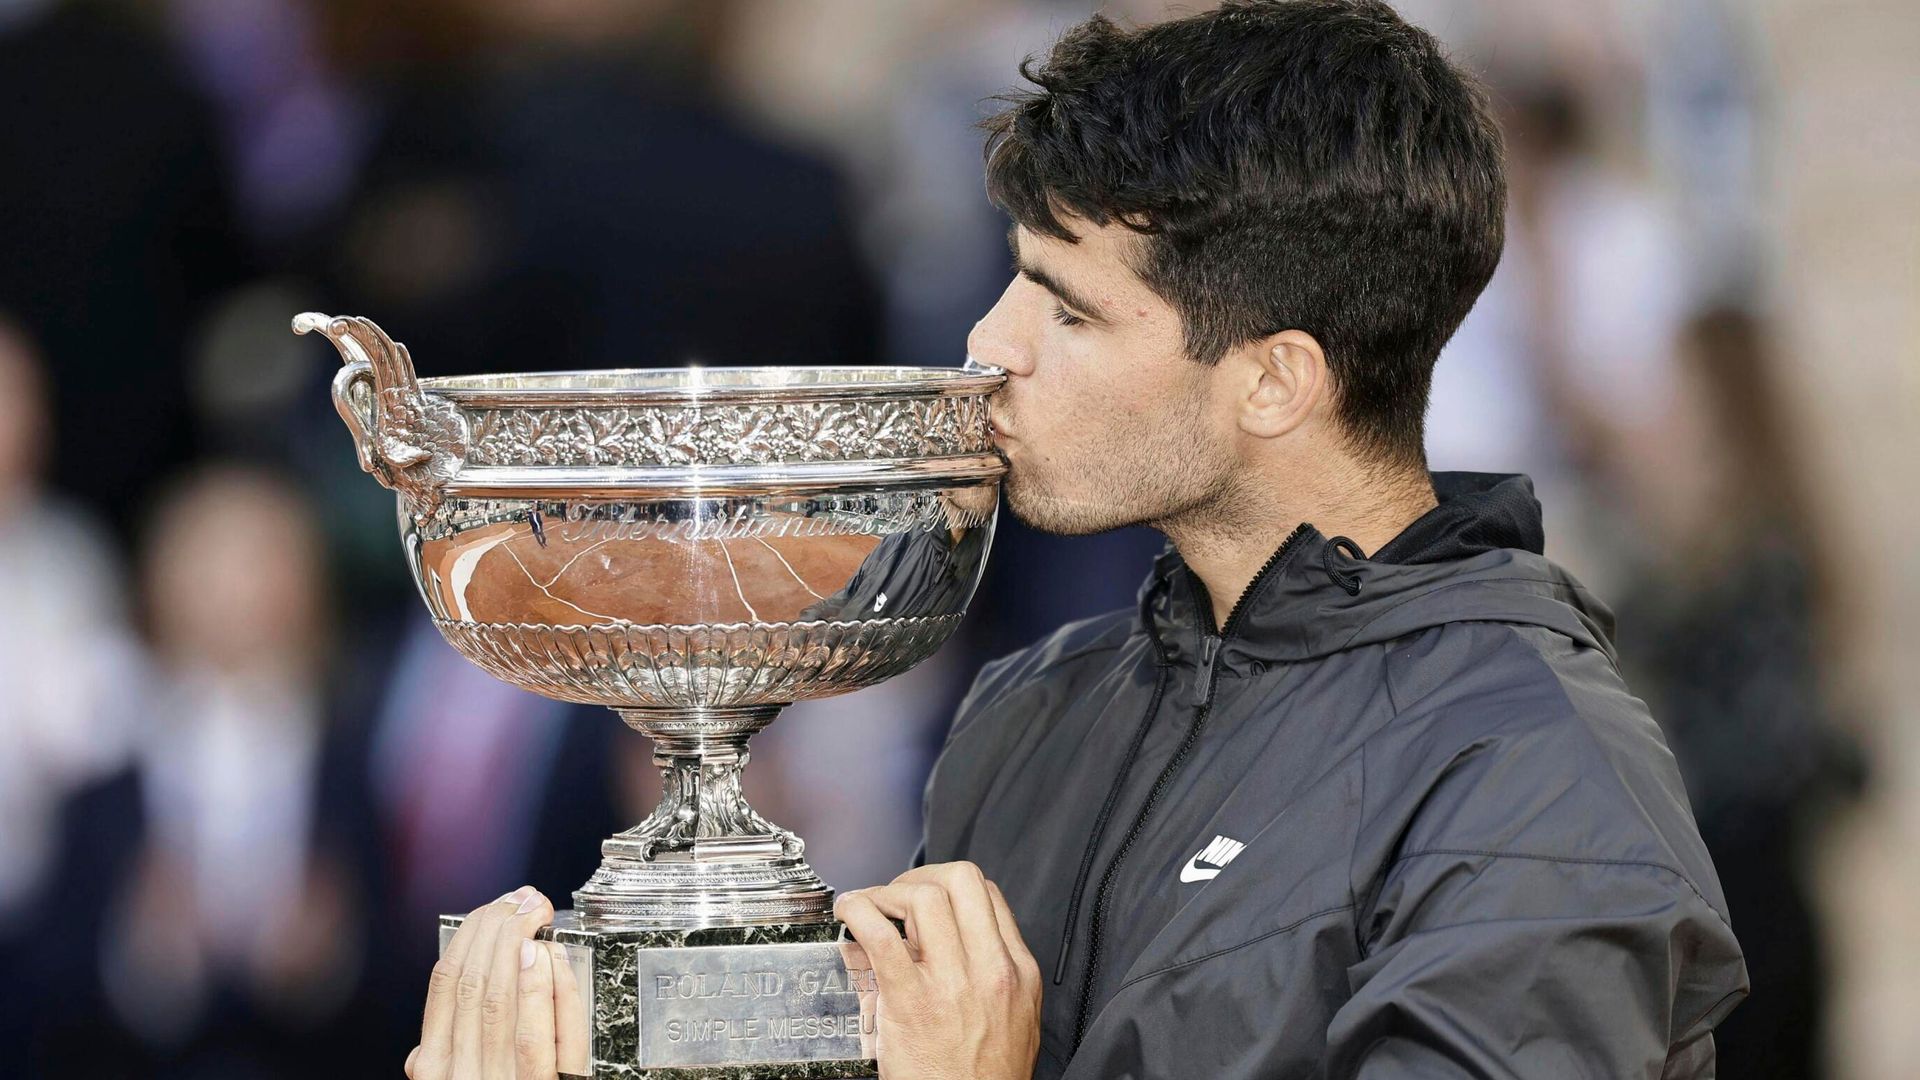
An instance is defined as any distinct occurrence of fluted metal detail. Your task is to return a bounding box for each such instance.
[431,615,963,709]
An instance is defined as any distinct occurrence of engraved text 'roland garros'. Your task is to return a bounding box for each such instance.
[654,966,878,1001]
[638,948,880,1061]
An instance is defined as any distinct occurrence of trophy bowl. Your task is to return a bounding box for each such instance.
[297,312,1004,934]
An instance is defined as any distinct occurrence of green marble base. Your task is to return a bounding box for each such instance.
[440,913,879,1080]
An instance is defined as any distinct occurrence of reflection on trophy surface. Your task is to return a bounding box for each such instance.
[296,311,1003,1077]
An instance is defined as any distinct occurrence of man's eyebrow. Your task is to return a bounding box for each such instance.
[1008,225,1110,324]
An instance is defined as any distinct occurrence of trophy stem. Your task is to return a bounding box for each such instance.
[614,723,801,863]
[572,707,835,928]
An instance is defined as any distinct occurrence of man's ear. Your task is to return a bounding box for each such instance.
[1232,330,1329,439]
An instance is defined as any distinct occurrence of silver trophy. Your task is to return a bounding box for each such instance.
[296,312,1003,1078]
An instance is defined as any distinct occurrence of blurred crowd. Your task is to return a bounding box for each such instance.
[0,0,1888,1076]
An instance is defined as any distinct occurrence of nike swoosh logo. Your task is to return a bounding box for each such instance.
[1179,857,1226,884]
[1179,835,1247,884]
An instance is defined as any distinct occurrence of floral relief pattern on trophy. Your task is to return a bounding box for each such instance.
[294,312,468,517]
[463,395,992,468]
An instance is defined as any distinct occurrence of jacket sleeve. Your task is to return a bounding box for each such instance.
[1322,848,1744,1079]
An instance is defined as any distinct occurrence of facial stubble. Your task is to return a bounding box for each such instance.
[1001,382,1229,537]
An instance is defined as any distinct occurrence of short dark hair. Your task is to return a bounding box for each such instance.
[983,0,1506,468]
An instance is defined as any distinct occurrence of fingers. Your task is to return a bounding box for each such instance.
[853,863,1037,1004]
[834,890,917,988]
[416,890,517,1080]
[839,864,1042,1080]
[913,863,1010,972]
[916,863,1021,997]
[851,880,967,971]
[418,914,480,1073]
[514,939,557,1080]
[449,891,520,1079]
[550,942,592,1076]
[481,888,555,1079]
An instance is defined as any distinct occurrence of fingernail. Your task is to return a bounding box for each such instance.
[521,939,537,970]
[499,886,531,907]
[515,890,543,914]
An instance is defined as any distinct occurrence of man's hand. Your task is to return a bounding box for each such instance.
[836,862,1042,1080]
[405,886,591,1080]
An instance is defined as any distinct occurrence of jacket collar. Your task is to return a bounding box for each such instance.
[1142,473,1613,672]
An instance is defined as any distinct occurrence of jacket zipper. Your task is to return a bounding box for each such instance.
[1194,628,1221,707]
[1068,523,1314,1050]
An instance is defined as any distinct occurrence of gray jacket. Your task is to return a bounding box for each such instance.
[921,473,1747,1079]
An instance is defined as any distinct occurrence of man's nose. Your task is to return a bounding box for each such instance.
[967,290,1034,377]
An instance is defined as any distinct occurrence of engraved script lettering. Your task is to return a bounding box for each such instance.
[559,510,859,544]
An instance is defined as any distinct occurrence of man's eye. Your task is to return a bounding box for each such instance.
[1050,305,1086,327]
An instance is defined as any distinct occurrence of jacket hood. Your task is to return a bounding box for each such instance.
[1146,473,1616,671]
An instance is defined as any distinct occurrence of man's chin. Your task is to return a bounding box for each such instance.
[1003,483,1129,537]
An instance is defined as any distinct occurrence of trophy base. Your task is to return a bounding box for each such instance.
[440,911,877,1079]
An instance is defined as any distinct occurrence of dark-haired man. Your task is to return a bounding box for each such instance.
[416,2,1745,1077]
[831,1,1746,1077]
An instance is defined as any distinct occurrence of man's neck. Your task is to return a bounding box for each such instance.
[1163,465,1436,631]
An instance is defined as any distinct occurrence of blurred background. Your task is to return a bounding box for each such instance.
[0,0,1912,1076]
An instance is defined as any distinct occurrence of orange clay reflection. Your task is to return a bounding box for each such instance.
[417,514,882,626]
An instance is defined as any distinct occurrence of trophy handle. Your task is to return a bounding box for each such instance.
[294,312,467,517]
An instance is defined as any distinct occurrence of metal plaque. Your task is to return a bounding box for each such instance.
[635,941,877,1068]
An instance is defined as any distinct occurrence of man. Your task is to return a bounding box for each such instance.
[415,2,1747,1077]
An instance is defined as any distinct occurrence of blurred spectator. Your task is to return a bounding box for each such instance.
[0,319,140,919]
[0,320,146,1077]
[0,0,246,540]
[28,466,383,1077]
[1613,306,1866,1078]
